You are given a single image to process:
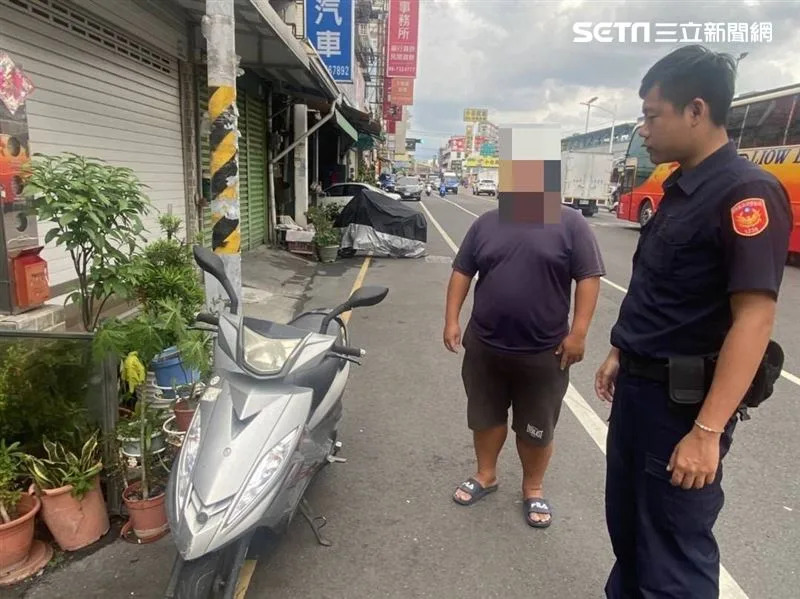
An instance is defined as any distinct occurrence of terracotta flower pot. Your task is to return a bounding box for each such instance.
[123,482,168,540]
[35,477,110,552]
[173,400,196,432]
[0,494,39,577]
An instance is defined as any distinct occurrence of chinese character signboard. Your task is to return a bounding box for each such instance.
[306,0,354,82]
[383,102,402,121]
[388,77,414,105]
[0,52,34,116]
[386,0,419,77]
[449,136,465,153]
[463,108,488,123]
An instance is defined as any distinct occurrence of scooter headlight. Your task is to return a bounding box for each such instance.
[175,409,201,512]
[242,326,305,375]
[224,426,301,528]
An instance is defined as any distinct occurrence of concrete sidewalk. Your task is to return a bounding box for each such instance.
[7,246,366,599]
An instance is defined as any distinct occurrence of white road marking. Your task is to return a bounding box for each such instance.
[429,196,750,599]
[435,195,481,218]
[419,201,459,253]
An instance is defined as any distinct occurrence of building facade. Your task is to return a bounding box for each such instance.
[0,0,383,327]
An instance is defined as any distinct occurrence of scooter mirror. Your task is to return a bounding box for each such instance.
[346,285,389,309]
[193,245,239,314]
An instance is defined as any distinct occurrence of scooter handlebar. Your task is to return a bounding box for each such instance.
[331,344,365,358]
[196,312,220,327]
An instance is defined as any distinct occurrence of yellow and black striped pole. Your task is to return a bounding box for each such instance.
[208,84,240,253]
[203,0,242,309]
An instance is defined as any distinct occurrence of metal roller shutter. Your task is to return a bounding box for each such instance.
[0,0,187,287]
[197,78,267,251]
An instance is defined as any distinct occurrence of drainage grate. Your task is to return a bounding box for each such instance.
[3,0,174,75]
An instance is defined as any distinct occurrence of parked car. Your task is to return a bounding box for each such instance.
[473,179,497,196]
[395,176,423,200]
[318,183,401,210]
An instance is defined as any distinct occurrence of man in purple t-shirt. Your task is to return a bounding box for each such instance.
[444,206,605,527]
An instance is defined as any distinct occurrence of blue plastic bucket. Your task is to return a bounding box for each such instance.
[151,346,200,398]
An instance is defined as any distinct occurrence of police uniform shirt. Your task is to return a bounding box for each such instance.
[610,141,792,359]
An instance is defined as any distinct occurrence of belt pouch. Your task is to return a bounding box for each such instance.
[668,356,707,407]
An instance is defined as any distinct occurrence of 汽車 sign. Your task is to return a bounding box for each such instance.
[306,0,354,82]
[386,0,419,78]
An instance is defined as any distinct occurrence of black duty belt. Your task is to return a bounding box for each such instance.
[619,351,669,383]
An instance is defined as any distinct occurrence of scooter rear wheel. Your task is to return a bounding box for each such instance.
[172,533,252,599]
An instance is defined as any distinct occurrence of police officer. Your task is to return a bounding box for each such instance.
[594,45,792,598]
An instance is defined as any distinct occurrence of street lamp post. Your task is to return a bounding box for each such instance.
[580,96,598,133]
[581,97,617,153]
[736,52,749,69]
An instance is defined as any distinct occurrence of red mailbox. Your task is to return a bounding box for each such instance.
[12,247,49,309]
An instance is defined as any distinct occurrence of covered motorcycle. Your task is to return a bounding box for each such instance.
[335,189,427,258]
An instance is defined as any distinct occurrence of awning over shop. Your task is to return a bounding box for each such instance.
[174,0,339,100]
[339,104,382,138]
[334,109,358,144]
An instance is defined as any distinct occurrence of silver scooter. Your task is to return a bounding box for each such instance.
[164,246,388,598]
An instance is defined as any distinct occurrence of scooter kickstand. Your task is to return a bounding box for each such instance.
[299,498,332,547]
[327,440,347,463]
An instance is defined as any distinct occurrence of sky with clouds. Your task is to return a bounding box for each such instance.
[407,0,800,161]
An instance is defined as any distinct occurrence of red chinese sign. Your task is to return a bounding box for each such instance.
[0,52,34,116]
[386,120,396,134]
[386,0,419,78]
[449,136,465,152]
[388,77,414,105]
[383,101,402,121]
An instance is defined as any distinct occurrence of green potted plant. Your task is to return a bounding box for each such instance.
[94,214,211,400]
[307,205,340,263]
[24,431,109,552]
[23,152,152,331]
[0,440,51,583]
[121,402,169,542]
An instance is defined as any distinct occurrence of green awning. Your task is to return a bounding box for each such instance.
[355,133,377,150]
[334,109,358,143]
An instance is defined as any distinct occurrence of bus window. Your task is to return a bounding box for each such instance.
[628,131,655,187]
[786,95,800,145]
[726,105,746,146]
[740,97,794,148]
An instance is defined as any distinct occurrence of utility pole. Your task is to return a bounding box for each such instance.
[581,96,597,134]
[202,0,241,313]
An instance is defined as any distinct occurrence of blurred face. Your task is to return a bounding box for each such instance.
[638,84,698,165]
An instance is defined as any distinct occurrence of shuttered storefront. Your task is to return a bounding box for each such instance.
[0,0,187,287]
[197,78,268,251]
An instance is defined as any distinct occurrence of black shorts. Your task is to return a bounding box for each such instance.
[461,326,569,445]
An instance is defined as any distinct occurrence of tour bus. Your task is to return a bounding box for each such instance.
[616,83,800,256]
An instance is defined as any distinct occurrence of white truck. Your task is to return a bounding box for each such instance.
[560,151,615,217]
[471,168,498,194]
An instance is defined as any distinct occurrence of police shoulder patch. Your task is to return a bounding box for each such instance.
[731,197,769,237]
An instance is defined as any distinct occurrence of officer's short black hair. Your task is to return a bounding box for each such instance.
[639,45,736,126]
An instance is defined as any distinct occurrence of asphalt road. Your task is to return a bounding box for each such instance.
[247,190,800,599]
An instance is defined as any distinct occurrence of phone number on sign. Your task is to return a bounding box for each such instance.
[330,65,350,78]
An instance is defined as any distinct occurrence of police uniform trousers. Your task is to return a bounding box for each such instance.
[605,366,737,599]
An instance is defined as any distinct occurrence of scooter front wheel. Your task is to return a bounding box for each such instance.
[170,533,253,599]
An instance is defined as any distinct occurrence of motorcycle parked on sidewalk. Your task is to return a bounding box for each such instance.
[164,246,388,599]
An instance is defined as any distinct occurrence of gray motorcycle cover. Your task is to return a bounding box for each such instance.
[334,190,427,258]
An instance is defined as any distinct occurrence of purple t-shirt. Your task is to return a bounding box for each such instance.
[453,207,606,353]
